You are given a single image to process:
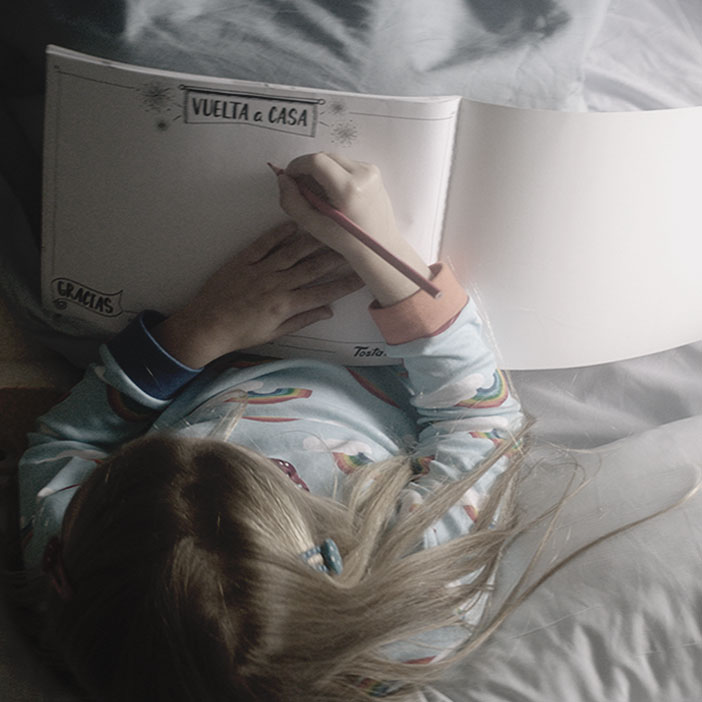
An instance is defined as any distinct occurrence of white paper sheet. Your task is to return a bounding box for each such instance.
[443,100,702,369]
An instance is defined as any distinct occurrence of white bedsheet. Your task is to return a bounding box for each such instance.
[584,0,702,111]
[431,414,702,702]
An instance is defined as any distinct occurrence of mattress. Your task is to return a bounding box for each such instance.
[0,1,701,700]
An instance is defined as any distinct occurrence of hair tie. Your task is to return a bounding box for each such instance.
[300,538,343,575]
[42,536,74,600]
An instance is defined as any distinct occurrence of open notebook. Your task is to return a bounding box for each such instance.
[42,46,702,368]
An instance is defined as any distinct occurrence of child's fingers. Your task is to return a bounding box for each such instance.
[276,174,349,246]
[285,152,352,206]
[277,172,318,221]
[238,221,298,264]
[285,250,360,290]
[271,269,363,337]
[291,270,364,308]
[324,152,363,174]
[240,221,332,271]
[274,306,334,337]
[265,229,333,271]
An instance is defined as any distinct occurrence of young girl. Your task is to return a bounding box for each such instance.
[18,152,525,701]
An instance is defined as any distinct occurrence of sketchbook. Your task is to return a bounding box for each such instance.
[41,45,702,369]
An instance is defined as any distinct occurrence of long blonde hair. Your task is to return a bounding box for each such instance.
[35,422,528,702]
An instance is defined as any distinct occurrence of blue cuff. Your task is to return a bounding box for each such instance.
[107,311,203,400]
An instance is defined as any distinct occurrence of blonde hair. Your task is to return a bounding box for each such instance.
[10,423,699,701]
[33,423,528,702]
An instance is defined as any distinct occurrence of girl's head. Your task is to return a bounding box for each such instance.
[50,434,351,700]
[46,433,524,702]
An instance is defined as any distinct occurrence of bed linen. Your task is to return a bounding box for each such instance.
[0,2,701,700]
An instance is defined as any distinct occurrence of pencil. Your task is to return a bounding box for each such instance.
[268,163,442,299]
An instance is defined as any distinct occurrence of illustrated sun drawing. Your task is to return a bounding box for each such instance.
[140,81,175,113]
[331,120,359,147]
[327,98,347,116]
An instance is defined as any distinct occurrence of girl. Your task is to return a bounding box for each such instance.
[18,152,525,701]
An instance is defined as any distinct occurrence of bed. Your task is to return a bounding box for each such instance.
[1,1,701,700]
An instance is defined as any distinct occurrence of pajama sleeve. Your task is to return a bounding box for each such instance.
[370,263,524,549]
[365,262,525,673]
[18,311,202,569]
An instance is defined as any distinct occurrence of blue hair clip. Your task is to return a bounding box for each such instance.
[300,538,343,575]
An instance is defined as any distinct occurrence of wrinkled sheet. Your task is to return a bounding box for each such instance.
[1,1,701,700]
[584,0,702,110]
[431,414,702,702]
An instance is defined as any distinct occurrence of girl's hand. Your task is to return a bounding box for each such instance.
[277,152,401,258]
[275,152,432,307]
[152,223,363,368]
